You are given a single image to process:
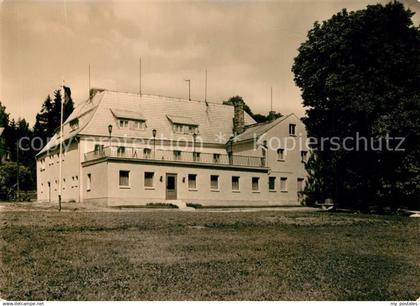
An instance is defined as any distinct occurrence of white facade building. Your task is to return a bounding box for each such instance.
[36,89,308,207]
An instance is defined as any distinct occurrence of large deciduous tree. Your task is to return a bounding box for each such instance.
[292,2,420,210]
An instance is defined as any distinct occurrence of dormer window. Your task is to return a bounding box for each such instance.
[133,120,145,130]
[167,115,199,135]
[69,119,79,131]
[174,124,183,133]
[119,120,129,128]
[111,109,146,131]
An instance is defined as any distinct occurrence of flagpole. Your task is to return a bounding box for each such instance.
[58,80,64,212]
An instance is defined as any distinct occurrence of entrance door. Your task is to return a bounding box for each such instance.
[166,174,177,200]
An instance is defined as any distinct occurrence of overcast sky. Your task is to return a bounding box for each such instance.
[1,0,419,126]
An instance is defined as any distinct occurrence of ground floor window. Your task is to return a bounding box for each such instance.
[188,174,197,189]
[144,172,154,188]
[119,170,130,187]
[232,176,240,191]
[280,177,288,192]
[269,177,276,191]
[252,177,260,191]
[297,178,304,192]
[87,174,91,191]
[210,175,219,190]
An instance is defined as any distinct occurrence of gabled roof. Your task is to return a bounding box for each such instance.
[38,90,256,156]
[234,114,294,143]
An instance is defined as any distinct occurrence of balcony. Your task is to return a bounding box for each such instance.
[84,146,266,169]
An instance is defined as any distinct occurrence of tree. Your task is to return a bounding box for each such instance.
[223,96,282,124]
[0,163,34,200]
[292,2,420,210]
[33,87,74,152]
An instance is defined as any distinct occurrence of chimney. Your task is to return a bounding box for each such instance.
[232,100,245,135]
[89,88,105,100]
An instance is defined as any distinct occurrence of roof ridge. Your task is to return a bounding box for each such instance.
[101,89,230,107]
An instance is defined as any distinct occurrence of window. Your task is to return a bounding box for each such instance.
[174,124,183,133]
[232,176,240,191]
[277,148,285,161]
[301,151,308,163]
[117,146,125,157]
[174,150,181,160]
[119,170,130,187]
[252,177,260,192]
[269,177,276,191]
[213,154,220,163]
[297,178,304,192]
[280,177,288,192]
[289,124,296,136]
[144,172,154,188]
[193,152,200,162]
[119,120,129,128]
[87,174,91,191]
[94,144,104,154]
[132,120,145,130]
[210,175,219,190]
[188,174,197,189]
[143,148,152,159]
[188,125,198,134]
[70,119,79,130]
[173,123,198,134]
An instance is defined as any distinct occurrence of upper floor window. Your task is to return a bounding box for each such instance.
[213,153,220,163]
[193,152,201,162]
[301,151,308,163]
[174,150,182,160]
[289,124,296,136]
[117,146,125,157]
[277,148,285,161]
[94,144,104,154]
[143,148,152,159]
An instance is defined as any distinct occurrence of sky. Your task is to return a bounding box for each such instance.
[1,0,419,126]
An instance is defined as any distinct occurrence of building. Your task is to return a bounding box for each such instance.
[36,89,308,207]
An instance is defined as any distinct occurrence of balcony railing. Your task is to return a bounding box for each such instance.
[84,146,266,168]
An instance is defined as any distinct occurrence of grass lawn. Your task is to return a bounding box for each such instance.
[0,209,419,300]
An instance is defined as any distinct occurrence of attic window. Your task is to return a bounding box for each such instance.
[119,120,129,128]
[172,124,198,134]
[167,115,199,135]
[70,119,79,130]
